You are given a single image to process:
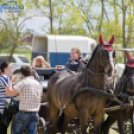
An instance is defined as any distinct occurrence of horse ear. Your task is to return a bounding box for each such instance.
[108,35,114,44]
[125,51,132,60]
[99,34,104,45]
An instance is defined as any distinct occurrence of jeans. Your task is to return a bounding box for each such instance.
[0,114,7,134]
[12,111,39,134]
[0,109,7,134]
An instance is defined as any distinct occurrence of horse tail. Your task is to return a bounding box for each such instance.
[57,113,64,131]
[47,77,52,104]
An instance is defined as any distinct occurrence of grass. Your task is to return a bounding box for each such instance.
[109,129,119,134]
[7,123,11,134]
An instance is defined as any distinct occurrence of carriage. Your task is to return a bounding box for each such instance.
[35,67,133,134]
[5,35,134,134]
[34,37,134,134]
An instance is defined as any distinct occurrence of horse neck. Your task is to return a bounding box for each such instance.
[86,54,105,90]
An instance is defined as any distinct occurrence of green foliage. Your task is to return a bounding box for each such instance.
[1,0,134,64]
[99,20,122,44]
[0,1,33,58]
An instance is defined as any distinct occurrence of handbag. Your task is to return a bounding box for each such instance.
[5,96,19,116]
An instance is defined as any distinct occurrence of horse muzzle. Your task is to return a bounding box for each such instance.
[106,62,115,77]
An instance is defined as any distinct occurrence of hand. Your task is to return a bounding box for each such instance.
[11,75,17,83]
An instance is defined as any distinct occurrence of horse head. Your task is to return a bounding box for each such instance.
[97,35,115,77]
[125,51,134,93]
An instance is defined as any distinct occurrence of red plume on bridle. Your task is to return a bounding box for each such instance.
[125,51,134,68]
[99,35,114,51]
[99,35,104,45]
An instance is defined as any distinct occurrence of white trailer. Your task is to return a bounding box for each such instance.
[32,35,96,67]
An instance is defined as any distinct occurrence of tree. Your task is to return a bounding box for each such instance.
[0,1,33,61]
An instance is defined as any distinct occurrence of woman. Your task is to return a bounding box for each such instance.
[65,47,85,72]
[0,61,12,134]
[32,55,51,69]
[32,56,51,80]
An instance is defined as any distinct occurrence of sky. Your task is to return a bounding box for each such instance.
[23,16,50,34]
[0,0,50,34]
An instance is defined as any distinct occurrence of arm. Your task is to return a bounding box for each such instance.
[5,76,19,97]
[44,61,51,68]
[32,58,37,68]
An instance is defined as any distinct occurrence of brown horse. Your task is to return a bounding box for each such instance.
[47,35,115,134]
[102,51,134,134]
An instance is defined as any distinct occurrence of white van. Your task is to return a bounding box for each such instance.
[0,54,30,74]
[32,35,96,67]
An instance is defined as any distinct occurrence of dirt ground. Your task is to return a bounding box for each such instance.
[7,122,119,134]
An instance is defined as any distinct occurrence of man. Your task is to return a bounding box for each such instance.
[5,65,43,134]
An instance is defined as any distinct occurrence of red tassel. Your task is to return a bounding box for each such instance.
[99,35,104,45]
[108,35,114,44]
[125,51,133,60]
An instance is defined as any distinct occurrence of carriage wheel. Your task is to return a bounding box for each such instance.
[37,117,46,134]
[88,118,94,134]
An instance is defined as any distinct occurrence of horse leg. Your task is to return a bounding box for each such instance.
[117,112,124,134]
[131,113,134,134]
[79,110,89,134]
[49,105,59,134]
[101,116,116,134]
[61,115,72,134]
[93,110,104,134]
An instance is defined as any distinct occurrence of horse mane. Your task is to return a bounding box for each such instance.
[114,65,127,95]
[86,44,99,68]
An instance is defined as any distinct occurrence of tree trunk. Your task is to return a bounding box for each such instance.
[126,6,133,47]
[113,0,119,24]
[122,0,126,63]
[98,0,104,34]
[9,43,16,62]
[49,0,53,34]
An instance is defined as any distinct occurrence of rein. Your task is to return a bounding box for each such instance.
[86,46,114,76]
[87,68,106,76]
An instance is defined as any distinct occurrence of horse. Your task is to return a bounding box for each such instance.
[46,35,115,134]
[102,51,134,134]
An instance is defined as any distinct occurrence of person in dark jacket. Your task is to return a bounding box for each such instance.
[65,47,85,72]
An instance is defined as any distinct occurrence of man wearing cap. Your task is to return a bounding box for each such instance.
[5,65,43,134]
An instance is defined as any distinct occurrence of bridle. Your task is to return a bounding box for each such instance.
[86,46,114,76]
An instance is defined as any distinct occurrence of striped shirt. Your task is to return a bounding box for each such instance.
[0,75,10,109]
[14,76,43,112]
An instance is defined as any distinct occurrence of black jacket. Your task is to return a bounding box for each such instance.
[65,58,85,72]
